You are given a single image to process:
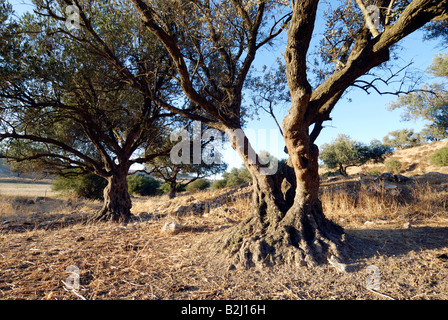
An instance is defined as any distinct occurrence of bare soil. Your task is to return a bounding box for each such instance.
[1,174,448,300]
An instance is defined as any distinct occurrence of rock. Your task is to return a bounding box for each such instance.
[136,212,153,221]
[173,201,206,216]
[383,184,401,196]
[394,174,411,184]
[161,222,183,234]
[419,172,448,185]
[173,205,188,216]
[437,253,448,261]
[215,225,231,231]
[380,173,395,182]
[403,222,412,229]
[328,255,347,273]
[227,264,236,271]
[38,221,51,228]
[35,197,45,203]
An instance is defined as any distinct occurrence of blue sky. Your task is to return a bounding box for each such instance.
[223,28,446,170]
[8,0,447,172]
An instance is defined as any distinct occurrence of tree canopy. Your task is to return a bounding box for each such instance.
[0,0,447,267]
[0,0,176,221]
[389,53,448,141]
[320,134,392,175]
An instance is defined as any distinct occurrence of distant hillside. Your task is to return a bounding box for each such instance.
[347,139,448,176]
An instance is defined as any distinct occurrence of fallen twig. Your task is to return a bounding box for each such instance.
[367,287,396,300]
[62,281,87,300]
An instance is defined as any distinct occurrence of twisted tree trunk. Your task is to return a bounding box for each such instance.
[168,180,177,199]
[217,128,346,269]
[90,166,132,223]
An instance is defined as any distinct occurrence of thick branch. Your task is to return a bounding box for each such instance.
[354,0,380,37]
[130,0,220,120]
[310,0,448,124]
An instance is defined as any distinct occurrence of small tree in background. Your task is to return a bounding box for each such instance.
[431,147,448,167]
[385,158,402,174]
[52,171,108,200]
[186,179,210,193]
[320,135,392,176]
[147,122,227,199]
[382,129,425,150]
[0,1,174,222]
[212,167,253,189]
[389,53,448,141]
[127,174,161,196]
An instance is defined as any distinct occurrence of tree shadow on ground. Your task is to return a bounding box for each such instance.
[344,225,448,265]
[1,212,90,233]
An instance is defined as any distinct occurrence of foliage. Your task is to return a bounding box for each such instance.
[147,122,227,198]
[320,135,392,176]
[424,20,448,46]
[213,167,252,189]
[52,172,107,200]
[367,170,382,177]
[159,182,186,194]
[211,179,227,190]
[385,158,402,174]
[127,174,161,196]
[389,54,448,141]
[53,172,162,199]
[0,0,177,220]
[430,147,448,167]
[320,170,341,178]
[382,129,425,149]
[185,178,210,193]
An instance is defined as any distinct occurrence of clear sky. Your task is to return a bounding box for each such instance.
[8,0,447,172]
[223,29,447,170]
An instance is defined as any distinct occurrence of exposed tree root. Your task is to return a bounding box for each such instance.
[216,194,346,269]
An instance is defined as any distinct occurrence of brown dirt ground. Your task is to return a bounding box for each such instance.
[1,181,448,300]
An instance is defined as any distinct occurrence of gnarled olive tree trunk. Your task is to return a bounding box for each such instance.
[90,166,132,223]
[217,128,346,269]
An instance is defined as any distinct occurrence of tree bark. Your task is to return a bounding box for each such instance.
[216,128,346,269]
[89,169,132,223]
[168,180,177,199]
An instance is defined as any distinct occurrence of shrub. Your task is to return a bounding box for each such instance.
[159,182,186,194]
[385,158,402,174]
[210,167,253,190]
[127,174,161,196]
[382,129,424,150]
[320,134,392,176]
[186,179,210,193]
[430,146,448,167]
[211,179,227,190]
[52,173,107,200]
[320,170,341,178]
[367,170,382,177]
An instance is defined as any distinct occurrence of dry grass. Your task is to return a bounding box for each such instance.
[0,178,58,197]
[0,194,102,218]
[1,176,448,300]
[347,139,448,176]
[321,179,448,225]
